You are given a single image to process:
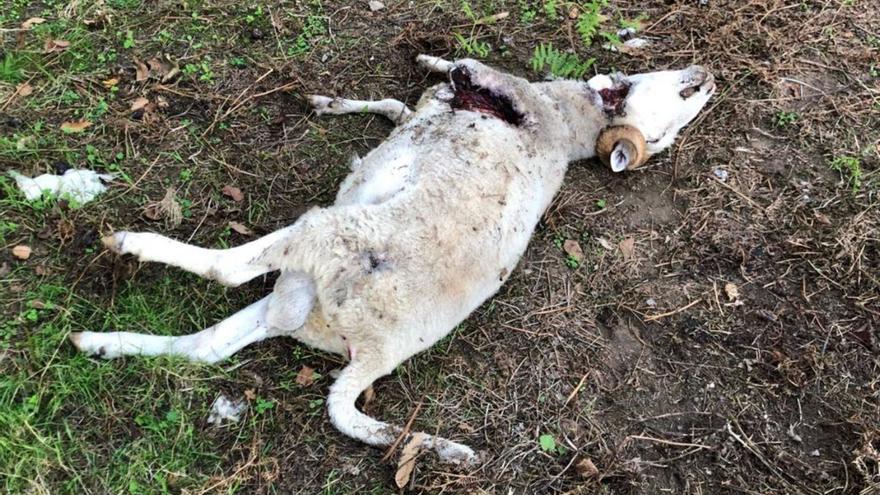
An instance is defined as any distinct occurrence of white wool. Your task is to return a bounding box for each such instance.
[9,169,115,204]
[207,394,247,425]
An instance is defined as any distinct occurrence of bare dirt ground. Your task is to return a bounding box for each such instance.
[1,0,878,493]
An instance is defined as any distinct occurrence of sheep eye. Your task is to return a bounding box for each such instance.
[679,86,698,99]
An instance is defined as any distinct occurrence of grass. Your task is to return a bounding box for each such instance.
[0,275,241,493]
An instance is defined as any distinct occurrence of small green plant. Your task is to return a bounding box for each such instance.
[122,29,136,49]
[531,43,594,79]
[454,33,491,57]
[0,52,25,83]
[245,5,264,24]
[460,0,477,21]
[543,0,559,20]
[565,255,580,269]
[575,0,609,47]
[774,111,799,127]
[255,398,275,414]
[288,13,326,57]
[829,155,863,193]
[182,59,214,83]
[595,198,607,209]
[539,434,561,454]
[619,13,648,31]
[520,3,537,24]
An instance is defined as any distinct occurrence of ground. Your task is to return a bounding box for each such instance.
[1,0,878,493]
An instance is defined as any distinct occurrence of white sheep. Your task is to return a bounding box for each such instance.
[70,55,715,464]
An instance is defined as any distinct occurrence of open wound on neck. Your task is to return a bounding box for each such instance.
[449,66,524,126]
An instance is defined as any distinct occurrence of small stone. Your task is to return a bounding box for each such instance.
[368,0,385,11]
[713,168,729,182]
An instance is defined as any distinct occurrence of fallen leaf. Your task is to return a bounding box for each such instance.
[244,389,256,401]
[597,237,614,250]
[60,120,92,133]
[12,245,32,260]
[222,185,244,202]
[575,457,599,478]
[15,83,33,98]
[102,78,119,88]
[134,58,149,81]
[362,385,375,408]
[563,240,584,262]
[295,366,315,386]
[228,221,253,236]
[130,96,150,112]
[724,282,739,301]
[44,39,71,53]
[56,219,75,244]
[146,57,169,78]
[395,433,427,488]
[814,212,831,225]
[21,17,46,30]
[619,237,635,260]
[143,188,182,226]
[568,6,579,18]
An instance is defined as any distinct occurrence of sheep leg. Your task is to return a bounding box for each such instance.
[308,95,413,125]
[70,296,275,363]
[416,54,455,74]
[101,226,296,287]
[328,352,478,465]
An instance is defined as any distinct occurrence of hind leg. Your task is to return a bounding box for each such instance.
[71,296,276,363]
[308,95,413,125]
[327,350,478,464]
[102,224,297,286]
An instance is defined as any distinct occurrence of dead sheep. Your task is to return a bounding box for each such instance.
[71,54,715,464]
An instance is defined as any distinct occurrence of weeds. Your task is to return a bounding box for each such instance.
[575,0,608,47]
[775,110,799,127]
[531,42,594,79]
[830,155,863,193]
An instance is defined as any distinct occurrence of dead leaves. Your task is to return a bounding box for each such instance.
[221,185,245,202]
[43,38,71,53]
[618,237,635,260]
[575,457,600,479]
[295,366,315,386]
[130,96,150,112]
[563,240,584,263]
[12,245,32,260]
[724,282,740,302]
[21,17,46,30]
[395,433,427,488]
[15,83,33,98]
[144,188,183,226]
[60,120,92,133]
[134,58,150,82]
[228,221,253,236]
[134,56,179,83]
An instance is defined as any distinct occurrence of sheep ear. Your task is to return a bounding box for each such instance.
[610,141,636,172]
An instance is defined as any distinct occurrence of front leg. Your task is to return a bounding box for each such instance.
[416,54,455,74]
[308,95,412,125]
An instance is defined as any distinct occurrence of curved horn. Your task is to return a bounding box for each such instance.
[596,125,648,172]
